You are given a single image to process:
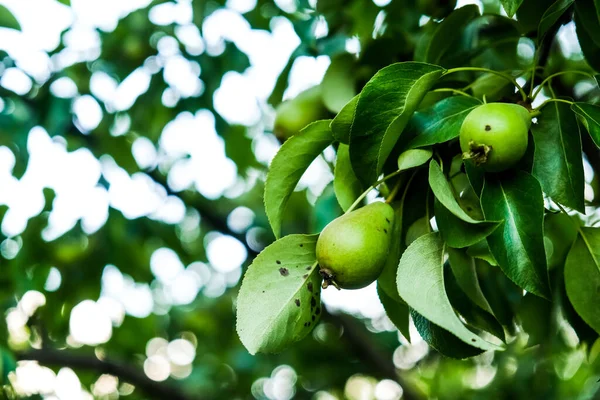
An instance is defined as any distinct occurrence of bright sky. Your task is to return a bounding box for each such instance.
[0,0,588,398]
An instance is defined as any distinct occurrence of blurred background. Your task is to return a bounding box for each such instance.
[0,0,598,399]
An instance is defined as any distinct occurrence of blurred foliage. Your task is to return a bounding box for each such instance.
[0,0,598,399]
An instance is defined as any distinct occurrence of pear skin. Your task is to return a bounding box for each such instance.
[316,202,394,290]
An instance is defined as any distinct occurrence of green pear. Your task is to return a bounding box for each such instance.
[273,86,328,141]
[316,202,394,290]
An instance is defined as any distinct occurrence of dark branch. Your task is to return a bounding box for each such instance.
[16,348,196,400]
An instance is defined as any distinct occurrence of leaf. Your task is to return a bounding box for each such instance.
[423,5,480,65]
[377,284,411,341]
[518,293,552,346]
[538,0,575,42]
[330,95,358,144]
[501,0,525,17]
[575,0,600,47]
[0,5,20,30]
[435,200,499,248]
[236,234,323,354]
[464,159,484,197]
[265,120,334,238]
[313,184,343,232]
[397,233,501,351]
[444,263,506,341]
[574,13,600,71]
[467,240,498,266]
[571,102,600,147]
[447,248,495,316]
[545,212,579,269]
[350,62,445,185]
[532,101,585,212]
[397,149,433,171]
[404,96,481,150]
[429,160,499,233]
[411,309,485,359]
[334,144,362,212]
[564,228,600,334]
[481,172,550,299]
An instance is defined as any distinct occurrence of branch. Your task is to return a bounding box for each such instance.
[16,348,196,400]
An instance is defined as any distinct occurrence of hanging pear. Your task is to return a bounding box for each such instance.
[316,202,394,290]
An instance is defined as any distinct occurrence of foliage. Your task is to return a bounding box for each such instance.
[0,0,599,399]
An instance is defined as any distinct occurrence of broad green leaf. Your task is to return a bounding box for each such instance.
[0,5,20,30]
[350,62,445,185]
[397,233,500,351]
[411,310,485,358]
[467,240,498,266]
[571,102,600,147]
[377,284,410,341]
[330,95,358,144]
[423,5,480,65]
[397,149,433,171]
[435,200,499,248]
[544,212,579,269]
[501,0,525,17]
[532,101,585,212]
[518,293,552,347]
[574,13,600,70]
[481,172,550,299]
[464,159,484,196]
[321,54,357,113]
[448,248,495,315]
[444,263,506,341]
[565,228,600,334]
[236,234,322,354]
[405,96,481,150]
[334,144,362,212]
[470,73,514,102]
[429,160,499,235]
[265,120,333,238]
[538,0,575,42]
[575,0,600,47]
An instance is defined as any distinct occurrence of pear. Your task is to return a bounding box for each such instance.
[274,86,328,141]
[316,202,394,290]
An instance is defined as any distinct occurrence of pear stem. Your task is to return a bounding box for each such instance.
[345,170,403,214]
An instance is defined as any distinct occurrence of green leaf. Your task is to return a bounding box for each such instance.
[334,144,362,212]
[545,212,579,269]
[405,96,481,150]
[481,172,550,299]
[411,309,485,358]
[350,62,445,185]
[565,228,600,334]
[464,159,484,196]
[378,199,405,302]
[532,101,585,212]
[265,120,334,238]
[0,5,20,30]
[313,184,343,232]
[574,13,600,70]
[448,248,495,315]
[467,240,498,266]
[435,200,499,248]
[538,0,575,42]
[236,234,322,354]
[501,0,525,17]
[571,102,600,147]
[444,263,506,341]
[397,149,433,171]
[377,283,410,341]
[397,233,501,351]
[518,293,552,346]
[423,5,480,65]
[429,160,499,234]
[330,95,357,144]
[321,55,357,113]
[575,0,600,47]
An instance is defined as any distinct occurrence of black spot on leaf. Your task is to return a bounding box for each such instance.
[303,274,308,279]
[312,315,315,321]
[307,282,313,292]
[295,299,300,307]
[299,244,303,247]
[485,125,491,131]
[311,297,317,308]
[316,307,320,315]
[276,260,281,265]
[384,229,388,234]
[471,339,476,342]
[279,268,289,276]
[306,266,311,270]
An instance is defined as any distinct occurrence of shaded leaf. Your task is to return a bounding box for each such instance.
[436,200,499,248]
[236,234,322,354]
[532,101,585,212]
[481,171,550,299]
[565,228,600,334]
[350,62,445,185]
[448,248,495,315]
[501,0,525,17]
[321,54,357,113]
[330,95,358,144]
[397,233,500,351]
[265,120,333,238]
[334,144,362,212]
[405,96,481,150]
[377,284,410,341]
[538,0,575,42]
[572,102,600,147]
